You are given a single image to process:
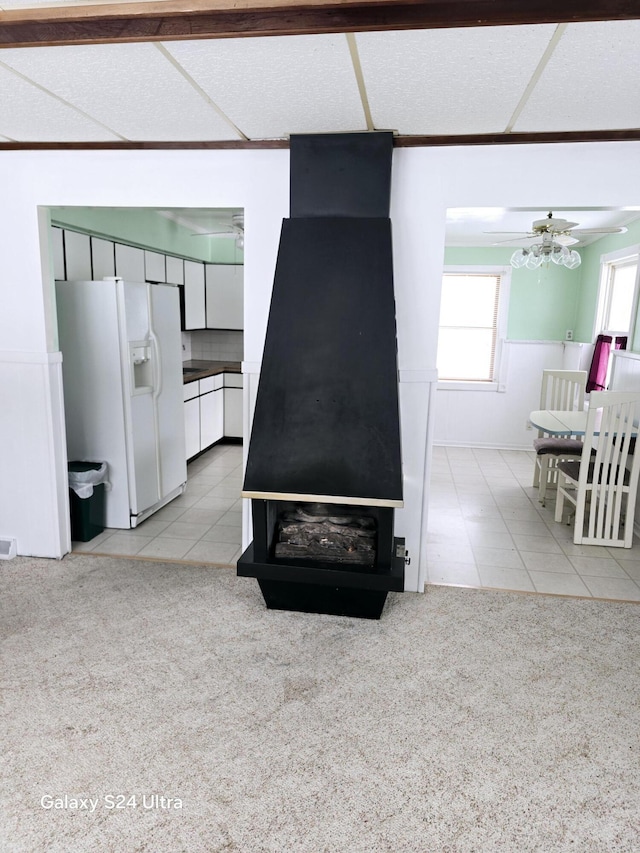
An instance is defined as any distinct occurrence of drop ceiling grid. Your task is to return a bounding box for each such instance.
[163,34,367,140]
[514,21,640,132]
[0,61,121,140]
[355,25,557,135]
[0,42,243,141]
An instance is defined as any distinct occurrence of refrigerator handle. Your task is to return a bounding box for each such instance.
[147,283,162,400]
[147,289,164,499]
[149,328,163,399]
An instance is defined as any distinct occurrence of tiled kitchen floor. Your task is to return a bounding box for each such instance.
[75,442,640,602]
[73,443,244,565]
[427,445,640,601]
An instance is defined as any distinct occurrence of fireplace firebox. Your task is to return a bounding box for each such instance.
[241,498,405,618]
[237,132,406,619]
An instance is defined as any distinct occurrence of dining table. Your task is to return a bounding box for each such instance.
[529,409,590,436]
[530,407,638,439]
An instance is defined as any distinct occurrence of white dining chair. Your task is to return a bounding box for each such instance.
[554,390,640,548]
[533,369,587,505]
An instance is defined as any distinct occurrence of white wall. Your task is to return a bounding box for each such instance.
[433,340,593,449]
[2,141,640,589]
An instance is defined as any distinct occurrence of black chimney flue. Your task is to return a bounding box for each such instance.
[237,132,405,619]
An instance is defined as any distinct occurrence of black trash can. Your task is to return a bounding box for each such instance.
[68,462,107,542]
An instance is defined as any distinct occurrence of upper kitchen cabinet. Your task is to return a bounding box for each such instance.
[165,256,184,286]
[183,260,206,330]
[65,231,92,281]
[91,237,116,280]
[115,244,146,282]
[145,250,166,283]
[205,264,244,330]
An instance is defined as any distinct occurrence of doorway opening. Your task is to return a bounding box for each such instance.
[49,205,245,563]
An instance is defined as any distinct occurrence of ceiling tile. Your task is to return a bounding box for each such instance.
[0,62,120,141]
[0,43,242,141]
[355,25,556,135]
[163,34,366,139]
[514,21,640,132]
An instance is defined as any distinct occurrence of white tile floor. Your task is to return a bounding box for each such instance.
[75,442,640,602]
[427,446,640,601]
[73,443,244,565]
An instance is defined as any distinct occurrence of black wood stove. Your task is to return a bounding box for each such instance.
[237,132,405,619]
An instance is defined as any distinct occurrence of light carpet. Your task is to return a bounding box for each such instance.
[1,554,639,852]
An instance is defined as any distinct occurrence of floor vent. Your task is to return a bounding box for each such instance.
[0,538,17,560]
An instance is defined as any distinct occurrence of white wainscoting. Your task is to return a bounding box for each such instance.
[433,341,591,450]
[0,352,70,558]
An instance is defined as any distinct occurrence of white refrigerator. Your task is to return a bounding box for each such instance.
[56,277,187,529]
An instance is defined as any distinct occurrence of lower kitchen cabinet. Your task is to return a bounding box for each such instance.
[200,388,224,449]
[184,373,240,461]
[184,396,201,460]
[224,388,243,438]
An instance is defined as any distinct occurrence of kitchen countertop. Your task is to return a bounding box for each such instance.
[182,359,242,384]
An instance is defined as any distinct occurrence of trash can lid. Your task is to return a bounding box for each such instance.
[68,461,104,473]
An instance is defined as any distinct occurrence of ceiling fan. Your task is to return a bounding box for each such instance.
[486,211,628,270]
[192,212,244,248]
[487,211,628,247]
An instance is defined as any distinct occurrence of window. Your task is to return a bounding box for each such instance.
[590,246,639,391]
[437,268,509,386]
[595,247,639,337]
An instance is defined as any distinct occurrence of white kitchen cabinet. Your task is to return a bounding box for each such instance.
[145,250,166,283]
[51,227,65,280]
[183,379,199,402]
[200,389,224,448]
[184,260,206,330]
[205,264,244,329]
[184,376,226,460]
[91,237,116,279]
[166,256,184,285]
[184,396,200,460]
[65,230,92,281]
[115,244,146,282]
[224,387,243,438]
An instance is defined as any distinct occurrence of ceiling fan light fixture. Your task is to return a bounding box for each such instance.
[511,239,581,270]
[550,244,569,264]
[564,249,581,269]
[510,248,528,268]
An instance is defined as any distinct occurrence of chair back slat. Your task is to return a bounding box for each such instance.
[539,370,587,435]
[579,392,640,543]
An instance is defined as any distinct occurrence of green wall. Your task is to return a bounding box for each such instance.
[444,246,580,341]
[446,219,640,344]
[49,206,243,265]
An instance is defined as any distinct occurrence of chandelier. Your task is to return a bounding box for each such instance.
[510,235,581,270]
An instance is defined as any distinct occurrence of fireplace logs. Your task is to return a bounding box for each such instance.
[274,504,376,566]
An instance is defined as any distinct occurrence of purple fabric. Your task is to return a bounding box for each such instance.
[586,334,612,393]
[586,334,628,393]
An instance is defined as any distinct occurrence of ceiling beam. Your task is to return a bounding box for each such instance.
[3,130,640,150]
[1,0,638,49]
